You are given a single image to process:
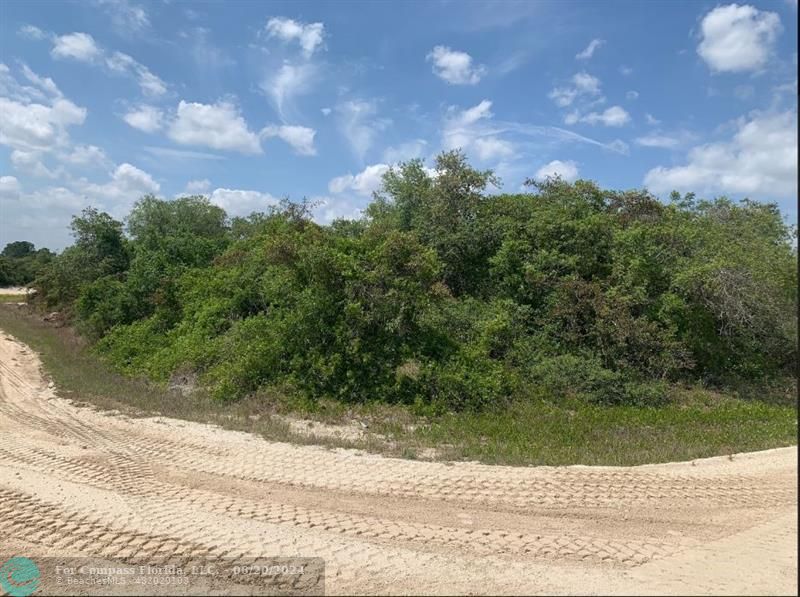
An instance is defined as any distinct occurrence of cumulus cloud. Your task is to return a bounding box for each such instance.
[260,124,317,155]
[473,137,514,160]
[168,100,262,154]
[51,32,102,62]
[534,159,579,182]
[47,162,161,220]
[59,144,110,168]
[426,45,487,85]
[0,88,86,152]
[208,188,279,217]
[329,163,390,196]
[313,195,365,224]
[0,175,21,201]
[576,39,605,60]
[266,17,325,58]
[123,104,164,133]
[579,105,631,127]
[626,90,639,100]
[10,150,59,178]
[441,99,516,161]
[697,4,782,73]
[644,110,797,198]
[76,162,159,202]
[548,72,601,107]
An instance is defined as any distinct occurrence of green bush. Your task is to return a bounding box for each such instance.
[30,152,797,413]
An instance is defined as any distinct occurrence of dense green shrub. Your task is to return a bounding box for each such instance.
[30,151,797,411]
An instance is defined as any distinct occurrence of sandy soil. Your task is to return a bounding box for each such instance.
[0,328,796,595]
[0,286,31,296]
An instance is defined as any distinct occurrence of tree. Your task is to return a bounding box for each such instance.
[1,241,35,259]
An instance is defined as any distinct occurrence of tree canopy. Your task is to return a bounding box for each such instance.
[30,151,798,409]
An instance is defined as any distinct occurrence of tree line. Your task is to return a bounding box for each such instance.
[23,151,799,410]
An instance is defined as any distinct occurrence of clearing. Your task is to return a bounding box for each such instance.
[0,328,796,595]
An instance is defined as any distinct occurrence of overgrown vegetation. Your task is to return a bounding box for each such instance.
[29,151,798,416]
[0,241,54,287]
[0,303,795,465]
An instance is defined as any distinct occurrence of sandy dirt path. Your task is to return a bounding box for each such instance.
[0,328,796,595]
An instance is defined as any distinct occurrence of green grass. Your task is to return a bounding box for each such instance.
[0,294,26,303]
[0,303,796,466]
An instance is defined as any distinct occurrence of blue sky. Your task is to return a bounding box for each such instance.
[1,0,797,250]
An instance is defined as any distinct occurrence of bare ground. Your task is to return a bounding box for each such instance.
[0,328,796,595]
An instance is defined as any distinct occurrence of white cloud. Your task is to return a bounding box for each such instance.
[58,145,111,168]
[645,113,661,125]
[262,62,316,118]
[184,27,235,69]
[0,176,21,201]
[441,99,515,161]
[260,124,317,155]
[266,17,325,58]
[473,137,514,160]
[72,163,160,214]
[535,159,579,182]
[18,25,46,40]
[426,45,487,85]
[321,107,332,116]
[123,104,164,133]
[634,130,700,149]
[143,146,224,161]
[336,99,390,162]
[46,32,166,96]
[183,179,211,194]
[626,90,639,100]
[19,64,62,98]
[313,195,365,224]
[51,32,102,62]
[329,163,390,196]
[0,96,86,152]
[382,139,428,163]
[59,144,110,168]
[208,188,279,217]
[168,100,262,154]
[644,110,797,197]
[576,39,605,60]
[580,105,631,127]
[10,150,59,178]
[697,4,782,73]
[95,0,150,35]
[572,72,601,94]
[619,65,633,76]
[549,72,601,107]
[635,135,681,149]
[105,51,166,96]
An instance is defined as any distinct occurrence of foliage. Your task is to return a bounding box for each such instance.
[0,241,54,287]
[29,152,798,411]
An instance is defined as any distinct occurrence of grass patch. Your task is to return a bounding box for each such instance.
[0,303,796,466]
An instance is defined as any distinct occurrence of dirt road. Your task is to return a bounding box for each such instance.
[0,329,796,595]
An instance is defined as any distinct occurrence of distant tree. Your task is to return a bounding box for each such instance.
[1,241,35,259]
